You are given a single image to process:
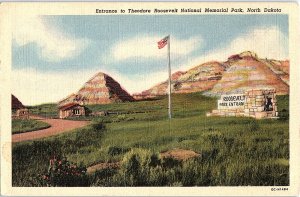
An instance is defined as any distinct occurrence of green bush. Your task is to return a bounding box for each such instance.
[40,156,89,187]
[161,157,181,168]
[181,159,199,186]
[148,166,167,186]
[107,146,130,156]
[277,95,289,121]
[91,168,118,186]
[118,149,155,186]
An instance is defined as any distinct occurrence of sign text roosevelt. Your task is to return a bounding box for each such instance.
[218,94,245,109]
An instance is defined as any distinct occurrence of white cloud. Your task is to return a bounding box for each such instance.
[13,16,89,62]
[111,35,202,61]
[177,26,288,72]
[229,26,288,60]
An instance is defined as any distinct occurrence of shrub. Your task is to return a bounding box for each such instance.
[40,156,89,187]
[195,164,213,186]
[279,109,289,121]
[165,168,181,185]
[107,146,130,156]
[148,166,167,186]
[117,149,162,186]
[181,159,199,186]
[161,157,181,168]
[91,168,118,186]
[201,148,219,161]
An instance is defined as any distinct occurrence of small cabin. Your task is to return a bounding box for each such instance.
[12,95,29,119]
[12,108,29,119]
[16,108,29,119]
[59,103,86,119]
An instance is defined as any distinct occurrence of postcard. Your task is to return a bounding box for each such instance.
[0,2,299,196]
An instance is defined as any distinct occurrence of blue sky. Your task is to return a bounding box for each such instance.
[12,14,288,105]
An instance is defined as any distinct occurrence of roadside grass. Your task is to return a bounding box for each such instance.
[12,119,51,134]
[12,93,289,186]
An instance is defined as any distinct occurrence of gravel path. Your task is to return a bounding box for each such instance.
[12,116,90,143]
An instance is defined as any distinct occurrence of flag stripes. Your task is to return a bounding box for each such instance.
[157,36,169,49]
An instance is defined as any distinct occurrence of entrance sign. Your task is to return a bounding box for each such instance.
[207,89,278,119]
[218,94,245,109]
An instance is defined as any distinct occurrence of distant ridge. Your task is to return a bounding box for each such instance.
[133,51,289,99]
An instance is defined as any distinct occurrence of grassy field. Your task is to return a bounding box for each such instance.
[12,119,51,134]
[28,103,59,118]
[12,93,289,186]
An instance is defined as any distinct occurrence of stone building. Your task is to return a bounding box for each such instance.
[207,89,278,119]
[59,103,86,119]
[15,108,29,119]
[243,89,278,119]
[12,94,29,119]
[12,108,29,119]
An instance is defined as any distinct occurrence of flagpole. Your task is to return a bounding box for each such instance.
[168,35,172,119]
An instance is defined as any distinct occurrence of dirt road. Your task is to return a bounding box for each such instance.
[12,116,90,143]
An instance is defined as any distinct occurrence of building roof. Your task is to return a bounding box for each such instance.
[58,103,81,111]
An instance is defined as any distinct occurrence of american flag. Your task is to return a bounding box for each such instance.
[157,36,169,49]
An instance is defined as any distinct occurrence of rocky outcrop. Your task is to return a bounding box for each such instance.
[206,53,289,96]
[59,72,134,106]
[134,51,289,99]
[12,94,24,109]
[133,61,227,99]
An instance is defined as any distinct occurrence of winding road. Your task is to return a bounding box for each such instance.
[12,116,90,143]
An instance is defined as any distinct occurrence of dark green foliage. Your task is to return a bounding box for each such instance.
[161,157,181,168]
[118,149,156,186]
[12,140,63,186]
[107,146,130,156]
[90,168,118,186]
[40,156,89,187]
[277,95,289,121]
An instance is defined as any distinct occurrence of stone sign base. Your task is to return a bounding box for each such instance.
[206,89,279,119]
[207,108,245,117]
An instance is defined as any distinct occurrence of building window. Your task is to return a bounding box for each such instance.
[74,109,80,115]
[264,97,273,111]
